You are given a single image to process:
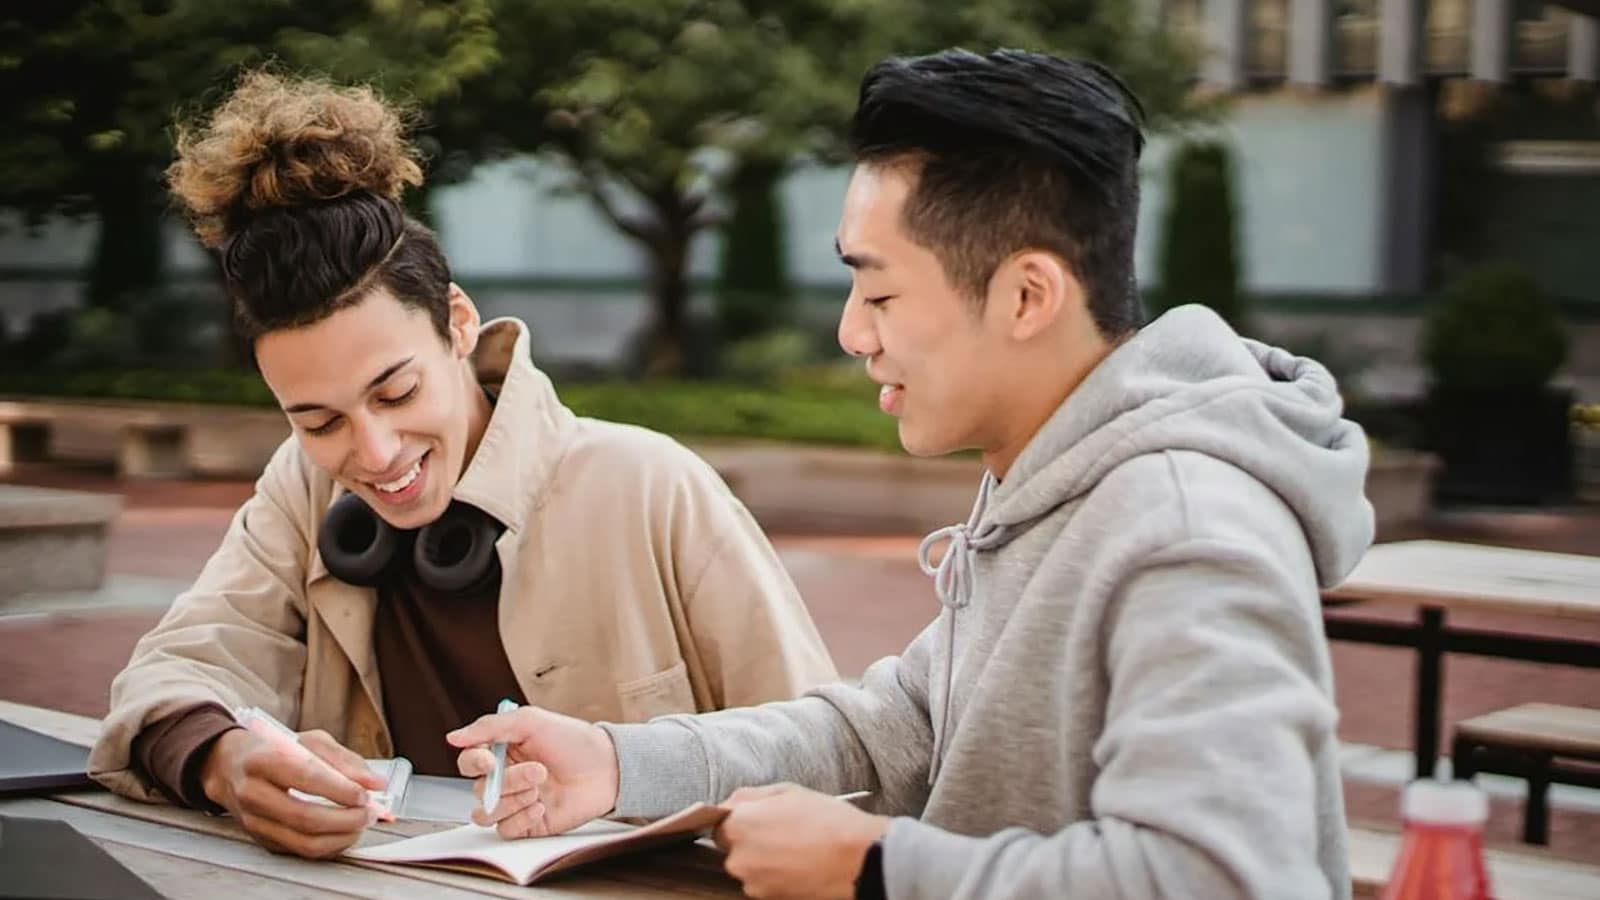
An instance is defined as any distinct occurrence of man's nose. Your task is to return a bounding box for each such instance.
[838,290,881,358]
[351,416,402,474]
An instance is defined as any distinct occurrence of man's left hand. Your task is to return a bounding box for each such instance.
[712,783,890,900]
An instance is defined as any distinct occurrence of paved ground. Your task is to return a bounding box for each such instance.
[4,464,1600,861]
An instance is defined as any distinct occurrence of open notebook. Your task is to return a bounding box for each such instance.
[344,800,729,885]
[347,792,870,884]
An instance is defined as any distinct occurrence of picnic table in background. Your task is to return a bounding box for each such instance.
[1322,540,1600,779]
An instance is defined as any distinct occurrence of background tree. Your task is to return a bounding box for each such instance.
[0,0,497,309]
[450,0,1203,375]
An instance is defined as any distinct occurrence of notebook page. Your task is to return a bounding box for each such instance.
[349,819,635,884]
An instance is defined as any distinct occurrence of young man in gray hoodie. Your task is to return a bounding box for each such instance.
[445,49,1375,900]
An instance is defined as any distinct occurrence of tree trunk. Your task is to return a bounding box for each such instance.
[641,229,692,377]
[87,160,166,310]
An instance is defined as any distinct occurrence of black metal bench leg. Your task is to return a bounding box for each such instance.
[1414,608,1445,779]
[1524,756,1552,845]
[1452,735,1477,781]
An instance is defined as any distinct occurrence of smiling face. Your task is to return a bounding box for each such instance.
[834,163,1019,459]
[255,285,489,530]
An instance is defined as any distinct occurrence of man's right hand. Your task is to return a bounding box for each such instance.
[447,706,619,839]
[199,728,387,859]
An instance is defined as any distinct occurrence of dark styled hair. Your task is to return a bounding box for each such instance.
[850,49,1147,337]
[167,71,451,346]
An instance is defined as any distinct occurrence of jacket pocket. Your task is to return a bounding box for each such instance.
[615,660,697,722]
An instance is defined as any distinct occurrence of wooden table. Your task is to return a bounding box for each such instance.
[0,701,741,899]
[6,700,1600,898]
[1323,540,1600,779]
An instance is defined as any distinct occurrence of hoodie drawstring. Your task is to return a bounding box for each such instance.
[917,472,998,785]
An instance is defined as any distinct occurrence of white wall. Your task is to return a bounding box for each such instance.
[1135,86,1388,295]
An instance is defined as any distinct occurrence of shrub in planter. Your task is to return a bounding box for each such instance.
[1575,404,1600,502]
[1420,262,1572,504]
[1151,140,1249,332]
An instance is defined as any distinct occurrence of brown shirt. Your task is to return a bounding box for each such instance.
[370,561,526,776]
[133,563,524,805]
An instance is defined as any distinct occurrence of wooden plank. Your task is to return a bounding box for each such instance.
[1325,540,1600,620]
[1456,703,1600,758]
[0,697,101,746]
[3,796,720,898]
[49,791,737,897]
[1348,823,1600,900]
[94,842,369,900]
[0,702,735,897]
[0,797,485,899]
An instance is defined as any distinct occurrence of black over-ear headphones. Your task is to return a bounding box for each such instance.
[317,493,506,593]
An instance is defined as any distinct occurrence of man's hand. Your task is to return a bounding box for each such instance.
[446,705,619,839]
[199,728,387,859]
[713,784,889,900]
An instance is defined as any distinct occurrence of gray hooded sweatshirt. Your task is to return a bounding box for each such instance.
[601,304,1375,899]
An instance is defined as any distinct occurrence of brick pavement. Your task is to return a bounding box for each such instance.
[4,464,1600,860]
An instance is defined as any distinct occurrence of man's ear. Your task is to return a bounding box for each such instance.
[446,283,481,358]
[1000,251,1080,342]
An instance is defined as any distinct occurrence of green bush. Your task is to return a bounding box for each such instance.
[1152,139,1247,331]
[563,381,899,451]
[716,159,792,341]
[720,328,821,383]
[1422,262,1568,391]
[0,368,901,451]
[2,294,230,371]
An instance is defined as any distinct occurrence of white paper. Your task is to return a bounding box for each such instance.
[348,819,636,884]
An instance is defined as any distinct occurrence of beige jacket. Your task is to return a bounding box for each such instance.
[90,317,837,801]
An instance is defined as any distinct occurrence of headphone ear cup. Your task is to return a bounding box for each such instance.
[414,501,505,593]
[317,492,401,587]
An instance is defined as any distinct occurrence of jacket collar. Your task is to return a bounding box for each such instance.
[305,316,574,585]
[449,316,576,537]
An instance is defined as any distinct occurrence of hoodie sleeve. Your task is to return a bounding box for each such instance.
[601,619,938,819]
[882,531,1339,900]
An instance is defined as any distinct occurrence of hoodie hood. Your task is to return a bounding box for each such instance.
[978,303,1373,588]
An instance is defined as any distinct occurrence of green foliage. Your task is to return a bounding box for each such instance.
[1422,262,1569,391]
[442,0,1207,374]
[562,380,898,450]
[2,290,232,371]
[0,0,498,305]
[1152,139,1246,330]
[870,0,1208,133]
[716,158,791,340]
[720,328,819,382]
[0,367,900,449]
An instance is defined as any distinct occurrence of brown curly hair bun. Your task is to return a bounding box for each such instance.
[169,71,423,249]
[168,69,450,347]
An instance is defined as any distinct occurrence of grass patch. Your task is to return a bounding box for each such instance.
[0,368,902,451]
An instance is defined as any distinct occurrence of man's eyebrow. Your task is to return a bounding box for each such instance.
[283,356,414,414]
[835,237,885,271]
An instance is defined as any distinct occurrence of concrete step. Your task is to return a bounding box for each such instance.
[0,485,120,601]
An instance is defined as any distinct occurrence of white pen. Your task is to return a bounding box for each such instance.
[481,698,518,816]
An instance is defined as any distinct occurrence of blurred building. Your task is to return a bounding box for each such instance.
[2,1,1598,397]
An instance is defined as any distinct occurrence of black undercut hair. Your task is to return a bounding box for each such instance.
[850,48,1147,338]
